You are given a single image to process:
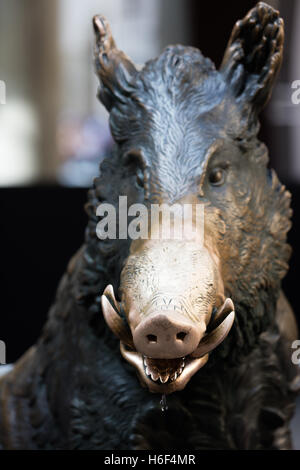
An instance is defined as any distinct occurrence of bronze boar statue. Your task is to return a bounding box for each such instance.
[0,2,299,450]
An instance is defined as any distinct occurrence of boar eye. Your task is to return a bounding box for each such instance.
[209,167,225,186]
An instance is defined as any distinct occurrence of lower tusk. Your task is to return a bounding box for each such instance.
[101,285,134,349]
[191,308,235,358]
[210,298,235,330]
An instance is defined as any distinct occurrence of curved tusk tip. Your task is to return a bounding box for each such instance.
[103,284,114,298]
[224,298,234,312]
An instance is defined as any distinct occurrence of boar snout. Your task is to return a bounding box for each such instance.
[101,241,235,393]
[132,311,204,359]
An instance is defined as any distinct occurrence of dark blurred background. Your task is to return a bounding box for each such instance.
[0,1,299,365]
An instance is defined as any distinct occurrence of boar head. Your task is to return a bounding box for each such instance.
[93,3,290,394]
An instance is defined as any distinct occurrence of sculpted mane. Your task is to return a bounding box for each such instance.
[213,159,292,360]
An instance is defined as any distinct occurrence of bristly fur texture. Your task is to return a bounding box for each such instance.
[0,2,299,450]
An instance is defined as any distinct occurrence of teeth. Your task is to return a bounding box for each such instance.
[143,356,186,384]
[150,372,159,382]
[159,375,169,384]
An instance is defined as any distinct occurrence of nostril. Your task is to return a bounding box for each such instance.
[176,331,187,341]
[147,334,157,343]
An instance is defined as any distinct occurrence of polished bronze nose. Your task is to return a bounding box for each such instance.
[132,311,202,359]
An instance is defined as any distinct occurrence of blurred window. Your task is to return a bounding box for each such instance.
[0,0,190,187]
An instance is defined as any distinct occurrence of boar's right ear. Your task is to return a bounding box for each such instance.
[93,15,137,112]
[220,2,284,129]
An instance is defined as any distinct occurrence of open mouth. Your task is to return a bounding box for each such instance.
[144,356,185,383]
[120,343,209,393]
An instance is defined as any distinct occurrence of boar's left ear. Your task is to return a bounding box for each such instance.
[93,15,138,112]
[220,2,284,127]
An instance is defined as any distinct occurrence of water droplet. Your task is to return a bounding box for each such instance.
[160,394,168,412]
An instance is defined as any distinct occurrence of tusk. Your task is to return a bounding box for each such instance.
[191,309,235,358]
[210,298,234,330]
[101,285,134,349]
[103,284,119,310]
